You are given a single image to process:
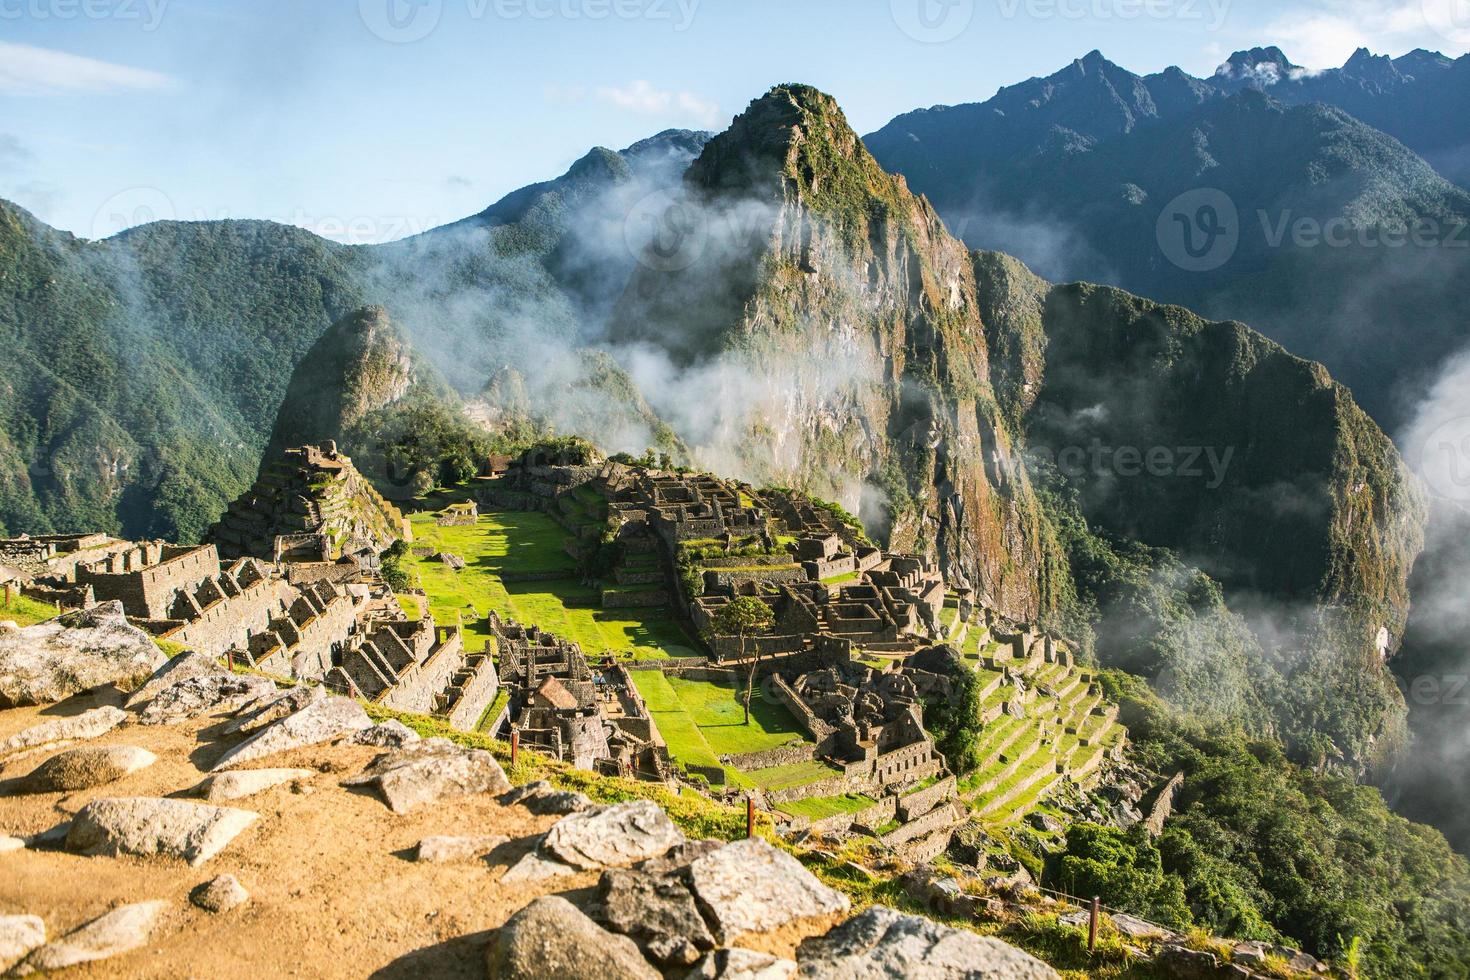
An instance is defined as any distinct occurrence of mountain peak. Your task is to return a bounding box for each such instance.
[1216,46,1301,86]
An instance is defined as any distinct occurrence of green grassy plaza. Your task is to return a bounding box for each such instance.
[400,508,699,661]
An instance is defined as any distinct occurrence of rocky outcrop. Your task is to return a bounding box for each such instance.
[593,868,715,967]
[210,696,370,771]
[19,745,157,792]
[688,838,850,943]
[0,603,164,707]
[124,652,227,710]
[498,779,592,816]
[65,797,259,866]
[796,905,1060,979]
[349,720,421,748]
[688,948,796,980]
[541,800,685,870]
[342,739,510,814]
[0,705,127,756]
[10,900,168,975]
[487,895,660,980]
[138,673,276,726]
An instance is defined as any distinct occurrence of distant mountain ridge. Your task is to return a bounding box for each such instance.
[864,47,1470,431]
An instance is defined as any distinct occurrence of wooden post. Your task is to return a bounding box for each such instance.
[2,582,11,609]
[746,796,755,839]
[510,727,520,769]
[1088,896,1100,953]
[226,649,235,673]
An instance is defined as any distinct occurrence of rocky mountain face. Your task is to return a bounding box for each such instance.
[865,50,1470,432]
[265,305,437,460]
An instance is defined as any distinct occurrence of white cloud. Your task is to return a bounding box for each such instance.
[0,42,173,95]
[593,80,721,128]
[1264,0,1469,69]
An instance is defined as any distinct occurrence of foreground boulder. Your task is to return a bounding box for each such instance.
[19,745,157,792]
[498,780,592,816]
[223,684,323,736]
[0,706,127,756]
[797,906,1060,979]
[138,673,276,725]
[594,868,714,967]
[349,720,421,748]
[211,696,370,771]
[0,916,45,973]
[66,797,259,866]
[123,652,227,710]
[342,739,510,814]
[689,838,849,943]
[542,800,685,870]
[11,900,168,975]
[0,602,165,707]
[193,768,315,803]
[486,895,659,980]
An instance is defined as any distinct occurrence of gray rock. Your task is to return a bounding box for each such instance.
[211,695,370,771]
[500,847,580,883]
[415,835,509,863]
[486,895,659,980]
[138,672,276,725]
[124,652,226,710]
[1231,941,1269,968]
[0,836,23,854]
[542,800,684,870]
[190,874,249,913]
[193,768,315,802]
[689,837,849,943]
[1156,943,1220,979]
[0,705,127,756]
[66,797,259,866]
[348,720,421,748]
[635,838,724,877]
[0,602,165,707]
[0,916,45,973]
[594,868,714,966]
[11,900,168,975]
[797,906,1060,979]
[1111,913,1172,942]
[498,780,592,816]
[19,744,157,792]
[687,948,798,980]
[223,684,322,736]
[342,738,510,814]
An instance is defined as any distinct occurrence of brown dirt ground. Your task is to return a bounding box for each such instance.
[0,687,836,978]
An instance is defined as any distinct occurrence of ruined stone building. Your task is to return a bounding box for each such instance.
[207,443,410,563]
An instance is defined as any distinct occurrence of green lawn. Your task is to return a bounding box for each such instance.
[630,671,815,787]
[0,593,59,627]
[402,509,698,661]
[776,793,878,821]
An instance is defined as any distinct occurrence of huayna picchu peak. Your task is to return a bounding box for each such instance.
[4,19,1470,978]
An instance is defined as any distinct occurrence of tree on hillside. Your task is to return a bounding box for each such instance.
[705,596,775,725]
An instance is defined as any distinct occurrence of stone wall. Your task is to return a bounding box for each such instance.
[78,544,220,619]
[897,775,957,822]
[724,743,817,771]
[163,578,280,656]
[601,589,669,609]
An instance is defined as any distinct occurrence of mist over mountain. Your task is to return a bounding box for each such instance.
[865,47,1470,433]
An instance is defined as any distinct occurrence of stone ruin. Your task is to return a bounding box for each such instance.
[489,613,667,778]
[207,443,411,563]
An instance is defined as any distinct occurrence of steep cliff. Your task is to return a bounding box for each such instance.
[608,85,1074,622]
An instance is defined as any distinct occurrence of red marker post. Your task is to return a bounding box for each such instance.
[510,728,520,769]
[1088,896,1100,953]
[746,797,755,839]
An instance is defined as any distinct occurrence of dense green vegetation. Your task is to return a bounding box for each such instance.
[1067,672,1470,977]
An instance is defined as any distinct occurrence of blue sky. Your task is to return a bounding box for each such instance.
[2,0,1466,243]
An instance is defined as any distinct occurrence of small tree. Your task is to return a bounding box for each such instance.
[705,596,775,725]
